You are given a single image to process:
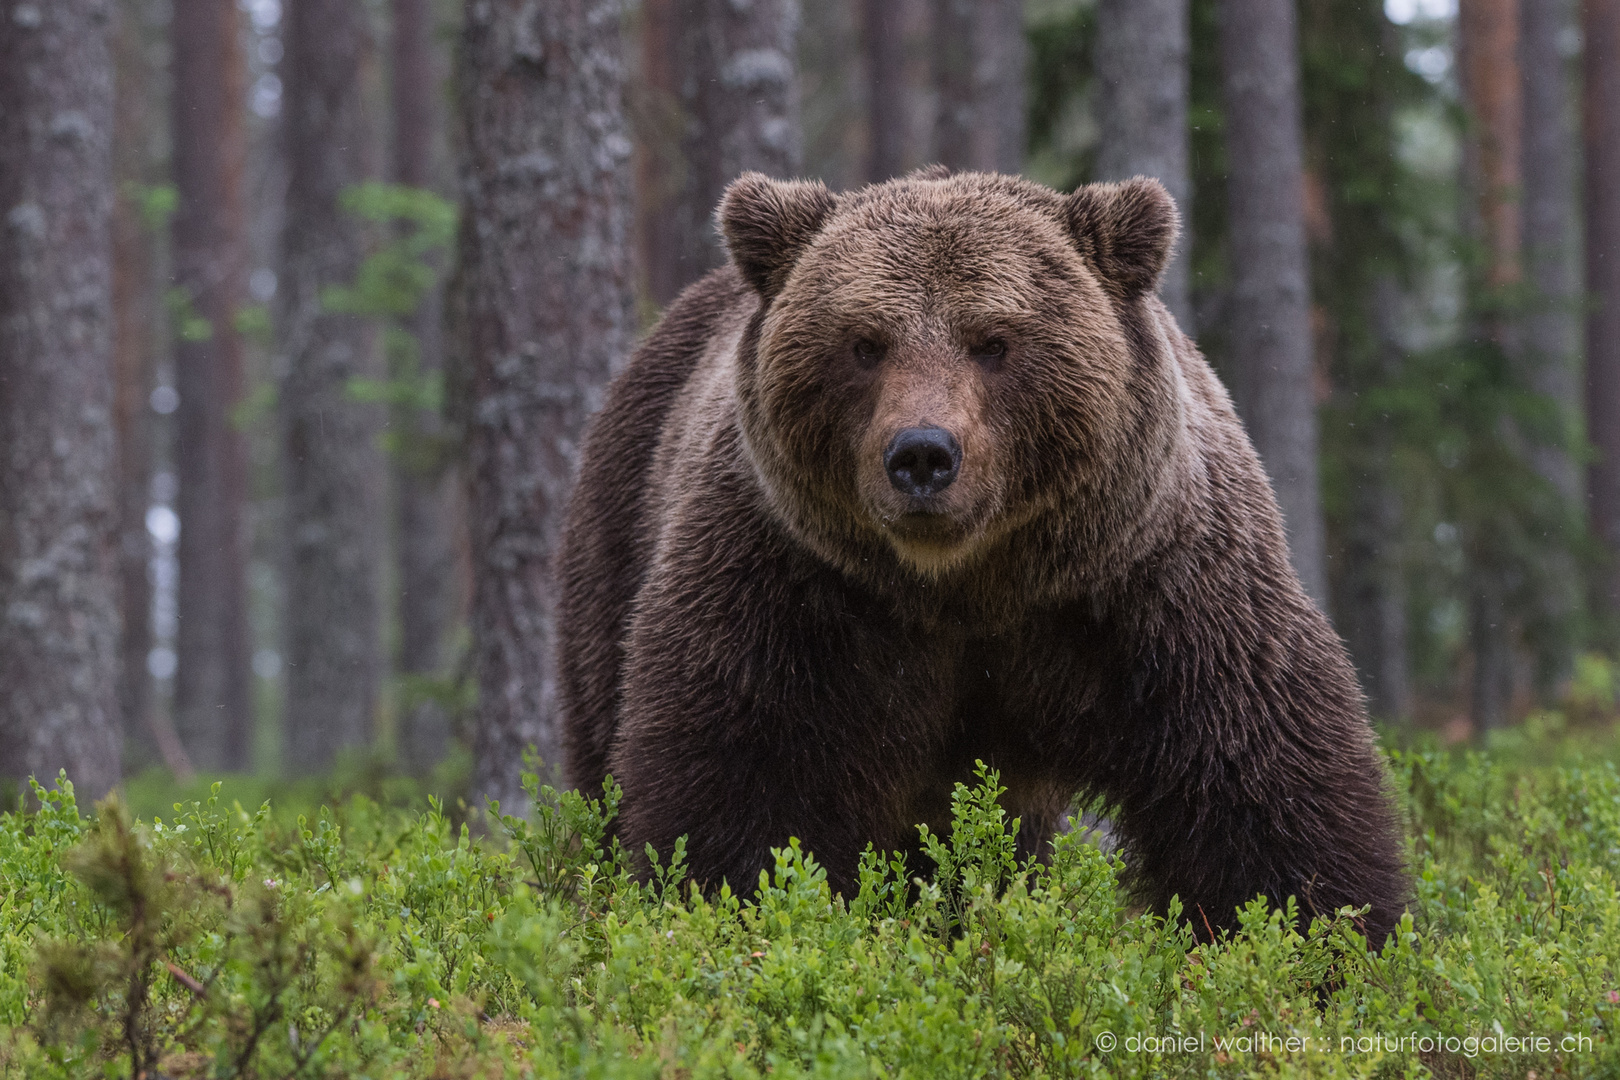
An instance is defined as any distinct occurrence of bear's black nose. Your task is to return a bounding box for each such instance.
[884,427,962,497]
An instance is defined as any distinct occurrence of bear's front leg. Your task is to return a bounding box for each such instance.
[606,515,959,897]
[1084,550,1409,946]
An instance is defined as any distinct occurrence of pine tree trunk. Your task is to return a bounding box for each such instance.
[932,0,1028,175]
[455,0,636,803]
[1095,0,1193,328]
[1218,0,1325,605]
[862,0,931,181]
[1588,0,1620,622]
[799,0,865,191]
[393,0,457,775]
[1340,278,1411,721]
[113,0,193,778]
[172,0,253,771]
[1459,0,1523,731]
[279,0,384,773]
[638,0,801,306]
[636,0,683,305]
[1461,0,1523,292]
[0,0,123,799]
[1519,0,1581,690]
[112,0,158,772]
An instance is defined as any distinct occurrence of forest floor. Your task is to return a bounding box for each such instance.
[3,716,1619,1078]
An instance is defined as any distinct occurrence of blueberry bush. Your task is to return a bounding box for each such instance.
[1,740,1617,1078]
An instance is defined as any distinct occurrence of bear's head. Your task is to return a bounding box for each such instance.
[720,169,1183,586]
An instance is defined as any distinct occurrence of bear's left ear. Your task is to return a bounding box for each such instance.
[718,173,839,301]
[1061,178,1179,299]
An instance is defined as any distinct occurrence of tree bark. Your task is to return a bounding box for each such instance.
[392,0,456,775]
[1461,0,1524,292]
[1218,0,1326,605]
[638,0,801,306]
[799,0,864,191]
[931,0,1027,175]
[172,0,253,771]
[1094,0,1193,329]
[862,0,931,182]
[113,0,194,778]
[0,0,123,800]
[1589,0,1620,623]
[1519,0,1581,689]
[1338,277,1412,722]
[279,0,384,773]
[455,0,636,803]
[112,0,158,773]
[1459,0,1523,731]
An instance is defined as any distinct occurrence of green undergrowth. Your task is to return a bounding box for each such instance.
[1,747,1617,1079]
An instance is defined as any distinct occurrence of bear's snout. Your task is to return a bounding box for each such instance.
[884,426,961,497]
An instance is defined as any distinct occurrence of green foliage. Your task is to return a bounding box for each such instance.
[316,181,459,476]
[320,182,457,320]
[125,182,177,234]
[233,304,273,348]
[164,287,213,344]
[3,742,1619,1077]
[1024,0,1095,192]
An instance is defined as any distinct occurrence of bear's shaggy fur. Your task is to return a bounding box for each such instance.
[557,169,1407,942]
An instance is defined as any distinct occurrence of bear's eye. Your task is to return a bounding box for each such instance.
[852,338,884,366]
[972,338,1007,369]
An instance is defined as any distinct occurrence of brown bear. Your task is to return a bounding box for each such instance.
[557,168,1407,943]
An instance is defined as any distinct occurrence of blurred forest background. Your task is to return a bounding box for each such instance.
[1,0,1614,806]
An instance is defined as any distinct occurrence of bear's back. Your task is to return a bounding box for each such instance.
[557,266,756,792]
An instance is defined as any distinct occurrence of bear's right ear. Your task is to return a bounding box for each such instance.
[1061,178,1179,299]
[718,173,838,300]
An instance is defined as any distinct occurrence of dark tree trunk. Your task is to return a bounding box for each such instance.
[113,0,194,778]
[798,0,865,191]
[1461,0,1523,292]
[455,0,636,803]
[931,0,1027,175]
[1459,0,1522,731]
[172,0,253,771]
[393,0,456,775]
[1589,0,1620,621]
[0,0,123,799]
[279,0,384,773]
[1519,0,1581,690]
[112,0,157,772]
[1218,0,1325,605]
[638,0,801,306]
[1094,0,1193,328]
[1339,278,1411,721]
[862,0,931,181]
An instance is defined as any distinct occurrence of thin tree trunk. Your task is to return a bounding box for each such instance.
[1094,0,1193,328]
[931,0,1027,175]
[1588,0,1620,621]
[636,0,684,305]
[112,0,158,773]
[113,0,194,778]
[1340,278,1411,721]
[279,0,383,773]
[172,0,253,771]
[1459,0,1523,731]
[639,0,801,306]
[393,0,456,775]
[455,0,636,803]
[862,0,931,182]
[1218,0,1326,605]
[799,0,865,191]
[0,0,123,800]
[1519,0,1581,691]
[1461,0,1524,293]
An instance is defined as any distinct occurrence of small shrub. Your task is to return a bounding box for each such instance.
[0,743,1616,1077]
